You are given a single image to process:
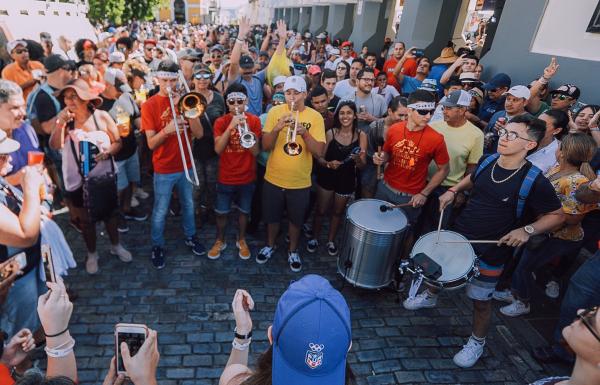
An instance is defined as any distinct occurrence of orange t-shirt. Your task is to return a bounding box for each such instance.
[383,121,449,195]
[141,94,193,174]
[1,60,44,101]
[0,364,15,385]
[213,112,262,185]
[383,57,417,92]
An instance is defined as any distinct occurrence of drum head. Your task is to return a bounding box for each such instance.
[347,199,408,234]
[411,231,475,283]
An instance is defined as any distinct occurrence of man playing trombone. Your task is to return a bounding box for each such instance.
[209,84,262,260]
[257,76,326,272]
[141,60,207,269]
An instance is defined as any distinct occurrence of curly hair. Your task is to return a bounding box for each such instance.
[122,59,150,82]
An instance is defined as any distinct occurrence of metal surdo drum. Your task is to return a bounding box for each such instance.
[410,230,478,290]
[338,199,408,289]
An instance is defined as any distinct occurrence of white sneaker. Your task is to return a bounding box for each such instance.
[492,289,514,303]
[110,244,132,263]
[453,337,485,368]
[131,196,140,208]
[545,281,560,299]
[500,300,530,317]
[86,252,99,274]
[134,188,150,200]
[288,251,302,272]
[403,291,438,310]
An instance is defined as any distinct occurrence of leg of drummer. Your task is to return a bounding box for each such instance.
[307,185,333,253]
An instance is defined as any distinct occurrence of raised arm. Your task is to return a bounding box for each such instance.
[527,57,559,113]
[393,48,415,85]
[440,54,465,85]
[228,17,251,81]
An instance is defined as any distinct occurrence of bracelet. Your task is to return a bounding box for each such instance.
[538,76,549,85]
[235,38,245,44]
[234,327,252,340]
[448,189,457,195]
[418,192,429,198]
[232,338,251,351]
[45,337,75,358]
[45,326,69,338]
[590,127,600,132]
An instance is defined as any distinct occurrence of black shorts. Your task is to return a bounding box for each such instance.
[65,187,84,208]
[316,166,356,196]
[262,181,310,226]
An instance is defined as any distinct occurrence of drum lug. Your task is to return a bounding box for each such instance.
[473,265,480,278]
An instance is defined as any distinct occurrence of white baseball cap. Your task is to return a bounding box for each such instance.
[504,85,530,100]
[283,76,307,93]
[273,75,287,87]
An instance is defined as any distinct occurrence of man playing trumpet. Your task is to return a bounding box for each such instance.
[141,60,206,269]
[209,84,261,260]
[257,76,326,272]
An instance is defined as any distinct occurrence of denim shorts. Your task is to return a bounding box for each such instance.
[215,182,256,215]
[116,150,141,191]
[374,180,422,226]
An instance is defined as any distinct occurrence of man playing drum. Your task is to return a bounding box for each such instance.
[404,115,564,368]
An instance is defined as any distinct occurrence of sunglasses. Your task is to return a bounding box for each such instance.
[145,47,156,52]
[194,73,211,80]
[577,307,600,343]
[551,94,572,101]
[14,48,28,54]
[211,54,222,59]
[414,109,435,116]
[227,99,246,105]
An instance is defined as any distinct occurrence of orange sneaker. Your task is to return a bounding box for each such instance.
[236,239,251,260]
[208,240,226,260]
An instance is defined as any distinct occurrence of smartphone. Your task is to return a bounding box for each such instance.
[41,244,56,283]
[10,252,27,270]
[412,48,424,58]
[115,324,147,375]
[0,252,27,282]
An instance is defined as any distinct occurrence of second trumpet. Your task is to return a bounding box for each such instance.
[283,100,303,156]
[234,106,256,149]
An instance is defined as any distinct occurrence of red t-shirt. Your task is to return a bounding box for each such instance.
[214,112,262,185]
[0,364,15,385]
[141,94,193,174]
[383,121,449,195]
[383,57,417,91]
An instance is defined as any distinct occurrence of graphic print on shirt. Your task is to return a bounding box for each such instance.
[392,138,420,170]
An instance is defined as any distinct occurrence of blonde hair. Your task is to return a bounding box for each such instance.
[560,133,596,180]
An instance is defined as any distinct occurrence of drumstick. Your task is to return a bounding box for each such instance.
[440,240,500,244]
[376,145,382,180]
[379,202,412,212]
[436,207,444,242]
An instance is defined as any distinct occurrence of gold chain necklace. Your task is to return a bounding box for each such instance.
[491,160,525,184]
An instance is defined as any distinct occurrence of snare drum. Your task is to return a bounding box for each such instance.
[410,230,478,290]
[338,199,408,289]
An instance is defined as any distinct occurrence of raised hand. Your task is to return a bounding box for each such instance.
[121,329,159,385]
[543,57,559,79]
[276,20,288,42]
[232,289,254,336]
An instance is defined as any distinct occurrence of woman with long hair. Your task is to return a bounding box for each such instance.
[49,79,131,275]
[335,60,350,82]
[500,133,597,317]
[570,104,600,134]
[306,101,366,255]
[219,275,356,385]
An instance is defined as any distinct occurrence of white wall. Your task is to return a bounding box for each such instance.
[531,0,600,62]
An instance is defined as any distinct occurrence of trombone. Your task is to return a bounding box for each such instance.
[165,71,206,186]
[234,106,256,149]
[283,100,302,156]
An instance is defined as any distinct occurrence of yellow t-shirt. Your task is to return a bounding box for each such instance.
[429,120,483,186]
[263,104,326,189]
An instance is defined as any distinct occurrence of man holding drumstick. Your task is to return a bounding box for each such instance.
[405,115,564,368]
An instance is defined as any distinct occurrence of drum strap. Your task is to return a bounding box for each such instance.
[408,275,424,299]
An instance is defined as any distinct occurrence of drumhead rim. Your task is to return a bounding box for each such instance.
[346,198,408,234]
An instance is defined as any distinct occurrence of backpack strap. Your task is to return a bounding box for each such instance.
[473,153,500,180]
[516,162,541,219]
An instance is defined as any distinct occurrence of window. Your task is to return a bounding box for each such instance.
[587,1,600,33]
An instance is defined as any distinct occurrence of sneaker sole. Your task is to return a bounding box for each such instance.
[208,243,227,260]
[327,250,338,256]
[152,263,166,269]
[289,264,302,273]
[256,255,272,264]
[124,215,148,222]
[110,251,132,263]
[192,249,207,256]
[306,247,317,253]
[453,356,481,368]
[499,308,530,317]
[403,301,437,311]
[492,294,514,303]
[117,227,129,233]
[236,242,251,260]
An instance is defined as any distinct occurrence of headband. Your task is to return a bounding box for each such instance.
[408,102,435,110]
[154,71,178,79]
[226,92,247,101]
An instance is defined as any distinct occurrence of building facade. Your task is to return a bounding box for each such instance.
[157,0,218,24]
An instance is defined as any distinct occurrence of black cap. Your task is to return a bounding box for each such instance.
[239,55,255,69]
[43,54,67,73]
[550,84,580,99]
[157,59,180,73]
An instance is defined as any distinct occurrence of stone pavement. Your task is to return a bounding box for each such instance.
[52,199,570,385]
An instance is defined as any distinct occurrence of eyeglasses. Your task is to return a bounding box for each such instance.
[194,73,211,80]
[63,94,80,102]
[227,99,246,105]
[413,109,435,116]
[497,128,536,142]
[359,77,375,83]
[211,54,222,59]
[577,307,600,343]
[551,94,572,101]
[14,48,28,54]
[145,47,156,52]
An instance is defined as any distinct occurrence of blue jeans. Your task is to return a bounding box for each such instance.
[151,171,196,247]
[0,265,46,338]
[552,250,600,353]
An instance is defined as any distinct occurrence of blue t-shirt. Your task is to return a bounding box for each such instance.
[9,122,41,176]
[233,70,266,116]
[478,96,505,123]
[401,76,422,95]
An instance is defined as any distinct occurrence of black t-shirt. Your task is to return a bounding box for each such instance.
[328,95,340,112]
[452,156,561,265]
[99,95,139,161]
[193,92,225,161]
[33,84,61,123]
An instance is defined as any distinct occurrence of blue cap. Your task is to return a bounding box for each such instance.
[272,275,351,385]
[483,73,511,90]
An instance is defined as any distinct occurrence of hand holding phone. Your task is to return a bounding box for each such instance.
[115,325,159,384]
[42,245,57,283]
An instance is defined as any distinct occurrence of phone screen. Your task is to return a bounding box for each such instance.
[42,245,56,283]
[117,332,145,372]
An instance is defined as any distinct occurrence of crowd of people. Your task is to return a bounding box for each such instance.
[0,14,599,385]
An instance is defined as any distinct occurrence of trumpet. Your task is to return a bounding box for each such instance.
[165,71,205,186]
[234,106,256,149]
[283,100,303,156]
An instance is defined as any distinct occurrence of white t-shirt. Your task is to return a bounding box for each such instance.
[371,85,399,107]
[527,138,559,175]
[334,79,356,98]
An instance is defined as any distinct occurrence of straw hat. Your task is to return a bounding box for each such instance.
[433,47,458,64]
[0,130,20,154]
[54,79,102,107]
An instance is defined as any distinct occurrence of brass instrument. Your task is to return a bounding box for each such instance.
[165,71,205,186]
[283,100,303,156]
[234,106,257,149]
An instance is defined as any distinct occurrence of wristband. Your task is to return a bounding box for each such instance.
[448,189,458,195]
[590,127,600,132]
[45,337,75,358]
[234,327,252,340]
[232,338,251,351]
[45,326,69,338]
[538,76,549,85]
[418,192,428,198]
[235,38,245,44]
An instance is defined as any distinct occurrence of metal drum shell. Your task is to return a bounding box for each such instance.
[337,199,408,289]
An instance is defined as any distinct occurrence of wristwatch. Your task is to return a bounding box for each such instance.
[523,225,535,235]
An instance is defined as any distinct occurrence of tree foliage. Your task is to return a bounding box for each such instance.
[88,0,162,25]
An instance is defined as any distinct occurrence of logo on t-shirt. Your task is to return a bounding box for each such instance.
[392,138,420,170]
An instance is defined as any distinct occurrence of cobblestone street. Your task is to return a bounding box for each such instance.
[55,200,569,385]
